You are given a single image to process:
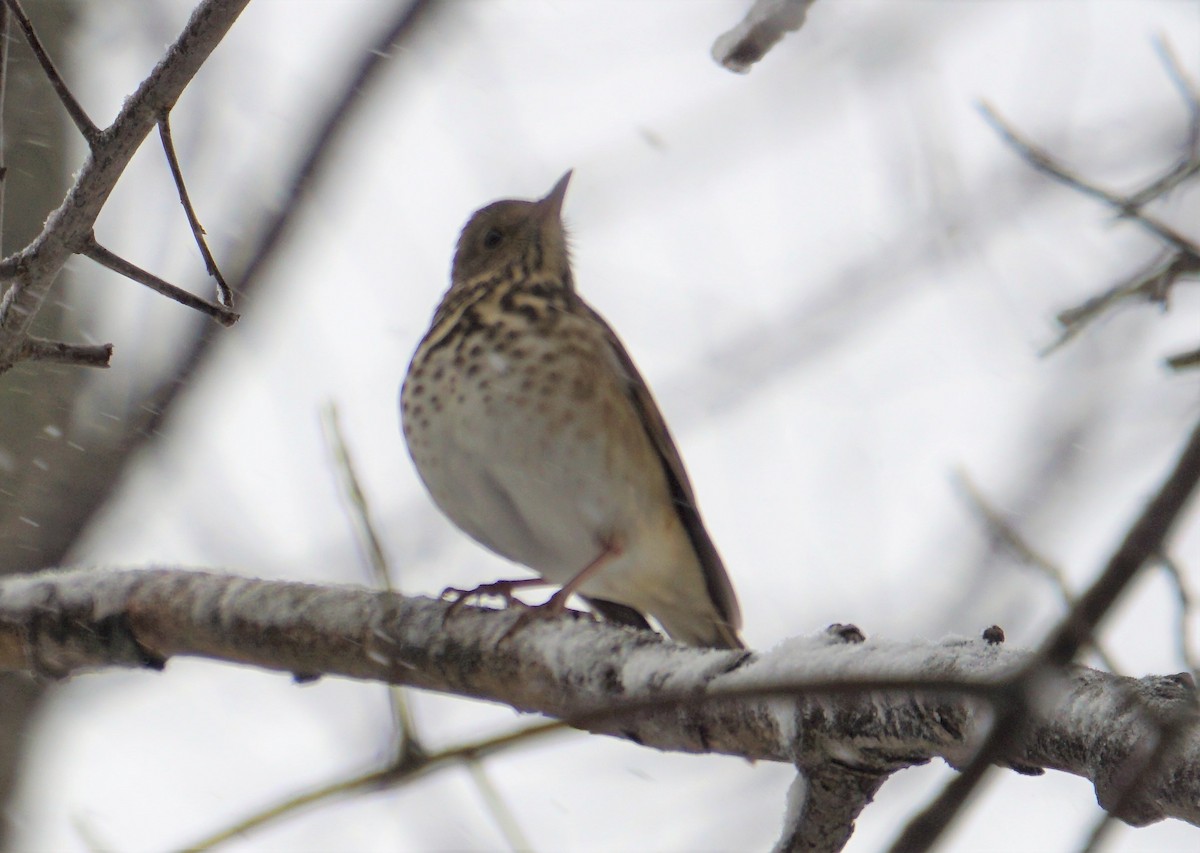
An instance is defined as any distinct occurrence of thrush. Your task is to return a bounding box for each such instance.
[400,172,744,649]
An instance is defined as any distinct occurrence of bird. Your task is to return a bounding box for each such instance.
[400,172,744,649]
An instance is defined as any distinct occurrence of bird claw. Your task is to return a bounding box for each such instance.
[496,590,573,643]
[440,578,545,622]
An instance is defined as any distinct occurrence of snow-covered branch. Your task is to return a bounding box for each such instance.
[1,566,1196,848]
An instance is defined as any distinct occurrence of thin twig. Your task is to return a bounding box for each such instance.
[125,0,436,434]
[319,402,419,757]
[466,758,535,853]
[2,0,100,145]
[978,101,1200,259]
[891,415,1200,852]
[953,470,1119,672]
[1167,345,1200,371]
[79,235,239,326]
[157,111,233,308]
[19,336,112,368]
[1157,36,1200,148]
[1044,250,1200,355]
[1125,36,1200,207]
[177,720,568,852]
[0,0,251,376]
[320,403,392,590]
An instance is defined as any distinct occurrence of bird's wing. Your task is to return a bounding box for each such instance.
[574,298,743,640]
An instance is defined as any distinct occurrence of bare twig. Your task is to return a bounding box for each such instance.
[891,415,1200,851]
[230,0,435,293]
[178,719,566,852]
[1127,36,1200,206]
[0,0,251,376]
[1167,345,1200,371]
[157,111,233,307]
[124,0,437,441]
[321,404,392,590]
[465,758,535,853]
[978,102,1200,258]
[80,235,239,327]
[1044,250,1200,356]
[953,470,1119,671]
[319,402,419,759]
[2,0,100,145]
[320,406,530,853]
[981,55,1200,359]
[19,337,112,368]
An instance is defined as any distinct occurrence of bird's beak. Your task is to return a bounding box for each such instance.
[536,170,573,220]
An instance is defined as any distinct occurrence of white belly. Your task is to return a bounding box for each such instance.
[401,325,683,594]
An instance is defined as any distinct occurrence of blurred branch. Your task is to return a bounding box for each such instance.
[319,402,419,757]
[892,414,1200,851]
[318,402,532,849]
[1,567,1199,844]
[0,0,250,376]
[1129,36,1200,207]
[2,0,99,144]
[131,0,438,440]
[953,470,1118,672]
[712,0,817,73]
[978,102,1197,255]
[157,111,233,308]
[180,718,567,852]
[979,45,1200,360]
[321,404,393,591]
[465,758,535,853]
[230,0,435,293]
[1166,344,1200,371]
[1046,250,1200,357]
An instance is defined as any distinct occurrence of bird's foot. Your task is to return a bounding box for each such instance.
[496,588,578,643]
[440,578,548,622]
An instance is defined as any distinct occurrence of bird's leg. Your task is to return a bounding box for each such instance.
[500,539,624,641]
[441,577,550,621]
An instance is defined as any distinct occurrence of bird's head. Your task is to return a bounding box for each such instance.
[451,171,573,287]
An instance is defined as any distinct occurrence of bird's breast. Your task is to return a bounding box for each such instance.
[401,311,676,582]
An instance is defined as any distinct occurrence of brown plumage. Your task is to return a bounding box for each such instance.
[401,172,743,648]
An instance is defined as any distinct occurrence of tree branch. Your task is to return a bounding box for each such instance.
[1,566,1198,845]
[892,414,1200,851]
[0,0,250,375]
[157,111,233,308]
[80,235,239,326]
[18,336,112,367]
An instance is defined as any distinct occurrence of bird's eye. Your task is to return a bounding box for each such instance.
[482,228,503,249]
